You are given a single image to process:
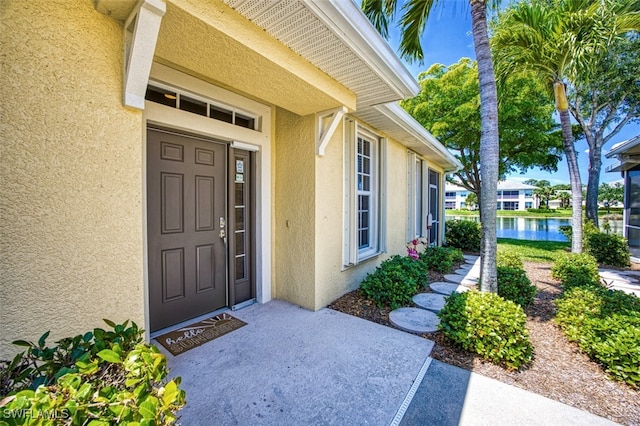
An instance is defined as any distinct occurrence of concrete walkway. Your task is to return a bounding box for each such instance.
[599,268,640,297]
[161,300,433,425]
[157,299,618,426]
[399,359,618,426]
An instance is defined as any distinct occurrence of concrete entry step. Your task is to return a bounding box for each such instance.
[389,307,440,334]
[430,282,470,295]
[413,293,447,313]
[463,254,479,262]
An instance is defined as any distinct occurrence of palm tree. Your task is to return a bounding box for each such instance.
[533,183,556,209]
[361,0,501,292]
[558,191,572,209]
[493,0,640,251]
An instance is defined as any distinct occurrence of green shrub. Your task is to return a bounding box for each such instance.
[0,321,186,424]
[551,253,600,289]
[526,208,556,214]
[445,219,481,252]
[360,255,428,309]
[497,266,537,307]
[438,291,533,370]
[497,252,524,269]
[555,286,640,387]
[419,246,463,273]
[558,221,630,267]
[587,232,630,267]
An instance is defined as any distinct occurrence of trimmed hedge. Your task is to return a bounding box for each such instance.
[438,291,533,370]
[497,252,524,269]
[445,219,481,252]
[360,255,428,309]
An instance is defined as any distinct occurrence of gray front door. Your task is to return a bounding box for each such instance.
[147,129,227,331]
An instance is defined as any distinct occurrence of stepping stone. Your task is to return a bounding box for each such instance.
[457,264,473,270]
[463,255,479,262]
[444,274,478,286]
[413,293,447,313]
[389,307,440,334]
[430,282,470,295]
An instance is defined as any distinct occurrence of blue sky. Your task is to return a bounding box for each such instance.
[383,6,638,185]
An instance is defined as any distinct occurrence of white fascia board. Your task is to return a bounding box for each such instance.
[374,103,462,171]
[302,0,419,99]
[606,135,640,158]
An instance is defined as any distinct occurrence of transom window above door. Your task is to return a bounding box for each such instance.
[145,82,262,132]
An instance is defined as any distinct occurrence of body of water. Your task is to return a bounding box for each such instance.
[446,216,623,242]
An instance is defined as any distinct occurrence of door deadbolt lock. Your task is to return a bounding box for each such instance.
[219,217,226,228]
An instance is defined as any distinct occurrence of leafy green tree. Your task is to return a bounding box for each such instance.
[571,34,640,225]
[403,59,562,209]
[361,0,501,291]
[598,182,624,213]
[466,192,478,210]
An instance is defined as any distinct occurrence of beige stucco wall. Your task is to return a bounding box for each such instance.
[0,1,144,359]
[313,123,417,309]
[273,108,316,310]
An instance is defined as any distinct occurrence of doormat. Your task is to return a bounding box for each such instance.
[155,313,247,356]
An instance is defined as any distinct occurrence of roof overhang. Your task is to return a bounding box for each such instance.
[606,135,640,173]
[368,103,462,171]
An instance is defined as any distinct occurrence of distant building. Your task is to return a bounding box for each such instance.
[445,181,539,211]
[606,135,640,258]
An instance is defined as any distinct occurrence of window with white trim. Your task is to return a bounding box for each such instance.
[343,120,386,266]
[407,152,427,241]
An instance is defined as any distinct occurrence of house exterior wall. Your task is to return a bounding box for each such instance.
[0,1,144,359]
[274,108,316,310]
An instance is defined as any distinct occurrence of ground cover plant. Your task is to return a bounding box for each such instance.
[0,320,185,425]
[438,291,533,370]
[555,285,640,388]
[551,253,601,289]
[360,255,428,309]
[497,266,537,307]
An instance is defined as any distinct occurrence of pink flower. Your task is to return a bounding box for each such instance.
[412,239,419,246]
[407,247,419,260]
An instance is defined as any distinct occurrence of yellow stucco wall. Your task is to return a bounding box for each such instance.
[273,108,316,310]
[0,1,144,358]
[313,123,417,309]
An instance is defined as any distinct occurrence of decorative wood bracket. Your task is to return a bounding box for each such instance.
[316,106,347,156]
[123,0,166,109]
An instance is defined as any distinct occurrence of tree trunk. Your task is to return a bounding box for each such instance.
[471,1,499,293]
[585,134,604,226]
[558,108,583,253]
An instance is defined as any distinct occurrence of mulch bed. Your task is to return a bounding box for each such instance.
[328,262,640,425]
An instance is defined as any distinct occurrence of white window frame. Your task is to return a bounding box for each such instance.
[407,151,428,241]
[343,119,386,267]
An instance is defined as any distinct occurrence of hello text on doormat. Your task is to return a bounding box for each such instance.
[155,313,247,356]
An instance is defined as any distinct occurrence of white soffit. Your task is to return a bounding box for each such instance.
[221,0,419,110]
[371,103,462,171]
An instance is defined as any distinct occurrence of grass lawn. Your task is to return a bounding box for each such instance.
[446,209,622,218]
[497,238,570,263]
